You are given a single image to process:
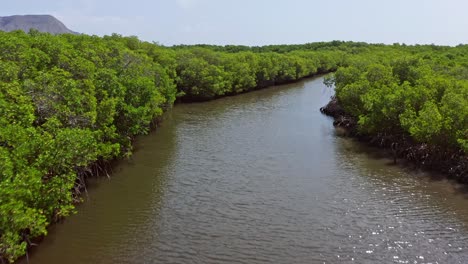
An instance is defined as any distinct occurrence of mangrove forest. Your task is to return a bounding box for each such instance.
[0,30,467,262]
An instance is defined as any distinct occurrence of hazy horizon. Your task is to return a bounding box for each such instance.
[2,0,468,46]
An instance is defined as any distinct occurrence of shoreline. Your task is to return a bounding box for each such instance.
[320,97,468,183]
[11,75,325,264]
[175,72,331,103]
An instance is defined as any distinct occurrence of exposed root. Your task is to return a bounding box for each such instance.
[321,98,468,183]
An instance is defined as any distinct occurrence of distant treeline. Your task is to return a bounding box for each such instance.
[0,30,466,262]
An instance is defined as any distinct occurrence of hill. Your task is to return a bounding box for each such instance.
[0,14,77,34]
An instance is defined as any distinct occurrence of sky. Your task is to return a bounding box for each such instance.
[2,0,468,46]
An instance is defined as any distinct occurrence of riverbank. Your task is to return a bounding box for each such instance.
[176,72,331,103]
[2,33,466,263]
[320,97,468,183]
[2,31,349,263]
[19,76,468,264]
[9,75,327,264]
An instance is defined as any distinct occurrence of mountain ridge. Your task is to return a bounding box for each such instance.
[0,14,78,34]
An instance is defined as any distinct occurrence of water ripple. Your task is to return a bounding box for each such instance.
[25,77,468,264]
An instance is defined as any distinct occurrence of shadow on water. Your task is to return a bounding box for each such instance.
[21,111,180,264]
[333,132,468,220]
[336,133,468,194]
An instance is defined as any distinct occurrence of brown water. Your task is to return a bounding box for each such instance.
[23,77,468,263]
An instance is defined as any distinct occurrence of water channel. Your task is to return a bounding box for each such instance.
[24,77,468,263]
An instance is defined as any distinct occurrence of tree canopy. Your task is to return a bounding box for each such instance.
[0,31,466,262]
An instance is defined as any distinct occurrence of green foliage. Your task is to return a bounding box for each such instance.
[0,31,174,262]
[0,32,344,262]
[400,101,443,141]
[330,44,467,151]
[1,31,466,263]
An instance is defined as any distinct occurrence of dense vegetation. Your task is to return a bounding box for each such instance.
[326,44,468,153]
[0,31,344,262]
[0,30,466,262]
